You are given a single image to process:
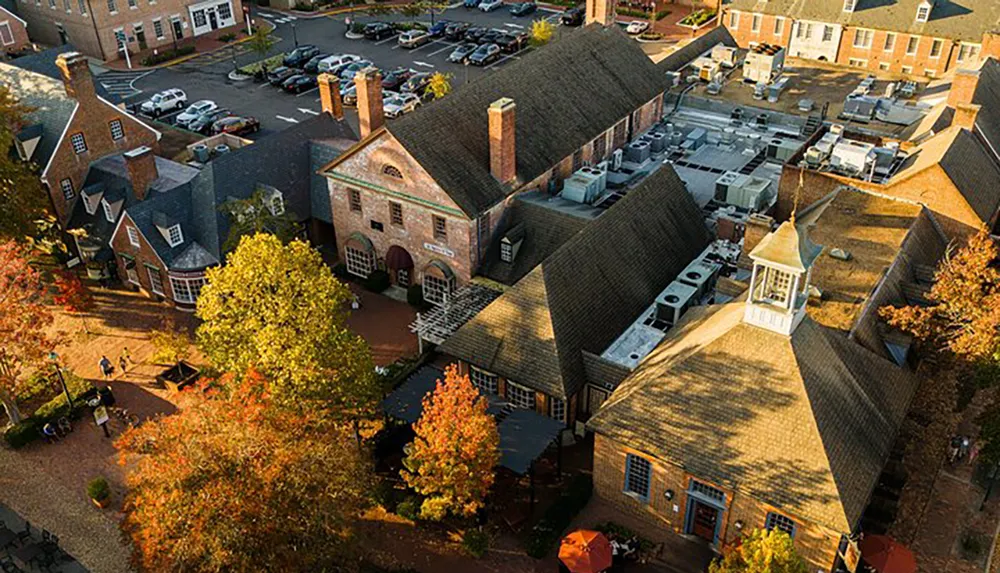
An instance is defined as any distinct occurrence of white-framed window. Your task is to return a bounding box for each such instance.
[902,65,914,74]
[765,512,796,537]
[107,0,115,12]
[146,266,164,295]
[929,38,943,58]
[127,225,141,247]
[506,381,535,410]
[500,241,513,263]
[152,18,163,39]
[916,3,930,22]
[78,0,86,15]
[550,397,565,423]
[773,17,784,36]
[751,13,761,32]
[268,191,284,216]
[70,132,87,154]
[822,25,833,42]
[879,62,890,71]
[166,224,183,247]
[47,0,55,9]
[884,32,896,51]
[82,193,97,215]
[0,22,14,41]
[843,0,855,12]
[217,2,231,20]
[796,22,810,39]
[624,454,652,501]
[848,58,867,68]
[853,29,873,49]
[126,0,136,8]
[59,178,75,200]
[924,69,937,78]
[422,273,454,306]
[469,366,498,394]
[906,36,919,55]
[957,43,980,62]
[169,275,207,304]
[101,199,115,223]
[192,9,206,27]
[728,11,738,29]
[345,245,375,277]
[109,119,124,140]
[754,266,793,306]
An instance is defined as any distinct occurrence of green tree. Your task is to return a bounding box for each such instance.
[195,234,377,418]
[220,188,299,253]
[0,86,49,242]
[397,2,423,19]
[247,25,277,68]
[530,19,555,46]
[366,3,393,21]
[709,528,808,573]
[426,72,453,100]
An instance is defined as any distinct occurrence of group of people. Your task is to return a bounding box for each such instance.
[98,348,132,381]
[41,418,73,443]
[621,0,658,13]
[949,435,979,465]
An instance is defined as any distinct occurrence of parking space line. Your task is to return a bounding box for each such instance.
[503,23,524,29]
[485,52,518,70]
[428,42,457,57]
[374,34,399,45]
[295,86,319,97]
[413,61,435,68]
[412,38,452,53]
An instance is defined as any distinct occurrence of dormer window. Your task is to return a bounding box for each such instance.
[166,224,183,247]
[101,198,115,223]
[268,190,284,216]
[500,241,514,263]
[843,0,856,12]
[82,191,101,215]
[916,0,931,22]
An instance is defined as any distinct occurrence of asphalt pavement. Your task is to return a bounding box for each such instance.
[126,5,574,137]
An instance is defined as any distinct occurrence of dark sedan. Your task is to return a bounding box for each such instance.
[267,66,297,86]
[508,1,536,16]
[282,74,318,93]
[400,72,431,94]
[464,26,488,43]
[445,22,471,40]
[496,32,527,53]
[211,116,260,136]
[303,53,331,74]
[468,43,501,66]
[480,29,505,44]
[448,42,478,63]
[283,45,319,68]
[561,6,584,25]
[428,19,451,37]
[364,22,395,40]
[382,67,414,91]
[188,108,232,134]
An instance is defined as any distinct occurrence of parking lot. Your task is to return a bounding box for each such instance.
[127,4,575,138]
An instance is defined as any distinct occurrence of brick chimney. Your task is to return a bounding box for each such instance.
[953,103,981,131]
[947,68,980,108]
[982,31,1000,61]
[355,67,384,138]
[124,146,158,201]
[742,213,774,259]
[585,0,615,26]
[55,51,96,102]
[488,98,516,184]
[317,73,343,120]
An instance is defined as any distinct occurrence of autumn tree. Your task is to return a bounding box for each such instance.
[0,85,49,242]
[54,270,95,334]
[117,370,372,571]
[881,228,1000,365]
[709,528,808,573]
[219,188,299,253]
[401,365,499,520]
[149,315,191,366]
[530,19,555,46]
[196,234,377,418]
[426,72,453,101]
[0,241,54,424]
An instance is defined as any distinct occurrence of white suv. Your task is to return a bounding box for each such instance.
[317,54,360,74]
[140,89,187,117]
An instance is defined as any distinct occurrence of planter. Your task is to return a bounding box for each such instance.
[91,496,110,509]
[86,266,103,280]
[345,31,365,39]
[156,360,200,392]
[228,70,253,81]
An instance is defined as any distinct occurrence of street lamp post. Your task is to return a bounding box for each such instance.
[47,352,73,410]
[291,23,298,47]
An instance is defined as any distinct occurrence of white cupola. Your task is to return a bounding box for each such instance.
[743,219,823,336]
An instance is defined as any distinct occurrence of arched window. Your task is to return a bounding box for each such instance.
[382,165,403,179]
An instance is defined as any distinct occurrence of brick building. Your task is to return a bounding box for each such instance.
[0,6,30,54]
[723,0,1000,77]
[319,25,666,306]
[11,0,242,61]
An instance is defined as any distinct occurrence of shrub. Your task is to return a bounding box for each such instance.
[679,9,715,27]
[407,284,424,307]
[525,474,593,558]
[140,45,196,66]
[350,21,366,34]
[639,32,664,41]
[654,9,670,20]
[373,479,400,512]
[616,8,649,18]
[364,269,391,293]
[293,0,316,10]
[333,263,351,282]
[87,477,110,501]
[961,533,986,559]
[218,33,236,42]
[3,423,39,449]
[3,372,95,449]
[396,497,420,521]
[463,528,489,558]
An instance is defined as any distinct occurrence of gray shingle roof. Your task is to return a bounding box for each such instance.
[0,62,76,170]
[386,25,669,217]
[440,166,711,398]
[588,301,918,534]
[938,128,1000,223]
[970,58,1000,159]
[656,26,737,72]
[7,45,122,104]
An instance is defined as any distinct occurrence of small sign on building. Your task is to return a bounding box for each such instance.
[423,242,454,258]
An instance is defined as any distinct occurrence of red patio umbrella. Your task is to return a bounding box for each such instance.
[859,534,917,573]
[559,530,613,573]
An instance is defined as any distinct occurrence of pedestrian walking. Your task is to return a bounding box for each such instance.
[99,355,113,380]
[119,347,132,373]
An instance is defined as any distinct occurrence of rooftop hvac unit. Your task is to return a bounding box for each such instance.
[722,127,735,143]
[192,144,210,163]
[726,176,771,211]
[561,166,606,204]
[815,131,841,155]
[655,281,698,326]
[625,140,651,164]
[648,132,667,153]
[670,130,684,146]
[695,57,721,82]
[611,148,623,170]
[829,123,845,136]
[678,257,723,299]
[711,45,739,68]
[830,140,876,176]
[767,138,801,162]
[743,44,785,84]
[804,145,825,167]
[666,71,681,88]
[684,127,707,150]
[714,171,744,202]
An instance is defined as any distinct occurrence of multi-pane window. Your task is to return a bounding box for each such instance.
[127,226,140,247]
[728,11,738,29]
[902,65,913,75]
[217,1,231,19]
[422,273,454,306]
[929,39,943,58]
[78,0,86,14]
[755,267,793,306]
[690,480,726,502]
[879,62,890,71]
[906,36,919,55]
[59,178,75,200]
[0,23,11,45]
[506,382,535,410]
[550,397,566,423]
[883,32,896,51]
[109,119,124,140]
[470,367,498,394]
[70,133,87,154]
[957,43,980,62]
[765,513,796,537]
[169,276,207,304]
[167,224,183,246]
[126,0,136,8]
[147,266,164,295]
[822,25,833,42]
[751,13,761,32]
[81,193,96,214]
[624,454,652,500]
[773,17,784,36]
[153,19,164,39]
[101,199,115,223]
[348,189,362,212]
[853,29,873,48]
[107,0,116,12]
[390,202,403,227]
[848,58,867,68]
[500,241,513,263]
[843,0,856,11]
[432,215,447,241]
[63,0,71,12]
[916,4,929,22]
[192,10,206,27]
[345,245,374,277]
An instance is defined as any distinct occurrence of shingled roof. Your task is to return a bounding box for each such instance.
[969,58,1000,159]
[440,167,710,398]
[588,300,918,534]
[656,26,736,71]
[385,25,669,217]
[7,45,122,104]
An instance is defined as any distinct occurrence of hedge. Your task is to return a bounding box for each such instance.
[525,474,593,558]
[3,372,96,449]
[140,45,196,66]
[364,269,391,293]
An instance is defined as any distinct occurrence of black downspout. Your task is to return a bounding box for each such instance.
[84,0,107,60]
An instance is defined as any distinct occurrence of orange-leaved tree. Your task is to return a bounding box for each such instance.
[879,227,1000,365]
[116,370,372,571]
[0,241,54,424]
[54,270,95,334]
[401,364,499,520]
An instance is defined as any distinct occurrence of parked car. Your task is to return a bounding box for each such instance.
[188,108,232,134]
[211,116,260,136]
[364,22,395,40]
[463,0,480,7]
[344,86,398,106]
[468,43,501,65]
[384,93,421,118]
[448,42,479,63]
[464,26,488,42]
[479,29,505,44]
[479,0,502,11]
[267,66,298,86]
[398,29,432,48]
[175,100,217,128]
[508,1,536,16]
[339,60,375,80]
[428,20,451,37]
[561,6,584,25]
[282,74,318,93]
[140,88,186,117]
[497,32,528,53]
[400,72,431,94]
[317,53,360,73]
[303,53,331,74]
[445,22,471,40]
[283,45,319,67]
[382,67,414,90]
[626,20,649,34]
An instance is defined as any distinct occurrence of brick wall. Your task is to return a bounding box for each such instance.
[0,9,31,53]
[836,28,956,76]
[725,11,793,50]
[453,359,575,426]
[109,212,172,301]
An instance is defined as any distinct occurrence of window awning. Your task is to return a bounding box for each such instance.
[346,232,374,252]
[425,259,455,280]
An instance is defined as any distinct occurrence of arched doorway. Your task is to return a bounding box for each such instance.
[421,259,456,306]
[384,245,414,287]
[344,232,376,278]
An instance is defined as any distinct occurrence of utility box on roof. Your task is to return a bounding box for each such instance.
[742,43,785,84]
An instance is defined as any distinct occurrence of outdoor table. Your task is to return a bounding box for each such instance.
[0,528,16,548]
[12,542,44,568]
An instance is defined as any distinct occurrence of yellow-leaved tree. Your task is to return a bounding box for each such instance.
[531,19,554,46]
[709,528,808,573]
[426,72,453,101]
[195,234,377,420]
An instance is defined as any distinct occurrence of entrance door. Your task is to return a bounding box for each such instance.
[135,25,147,50]
[208,9,219,30]
[691,501,718,542]
[172,18,183,40]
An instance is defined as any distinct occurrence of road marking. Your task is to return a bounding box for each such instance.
[276,115,300,123]
[286,14,297,19]
[295,86,319,97]
[413,61,435,68]
[299,108,320,115]
[428,42,457,56]
[484,53,518,69]
[374,34,399,45]
[503,22,524,29]
[259,12,273,18]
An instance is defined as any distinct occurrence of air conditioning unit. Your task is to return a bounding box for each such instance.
[611,149,623,170]
[726,176,771,211]
[647,132,667,153]
[560,166,607,204]
[678,257,723,299]
[714,171,743,202]
[830,140,876,176]
[655,281,698,326]
[625,140,651,164]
